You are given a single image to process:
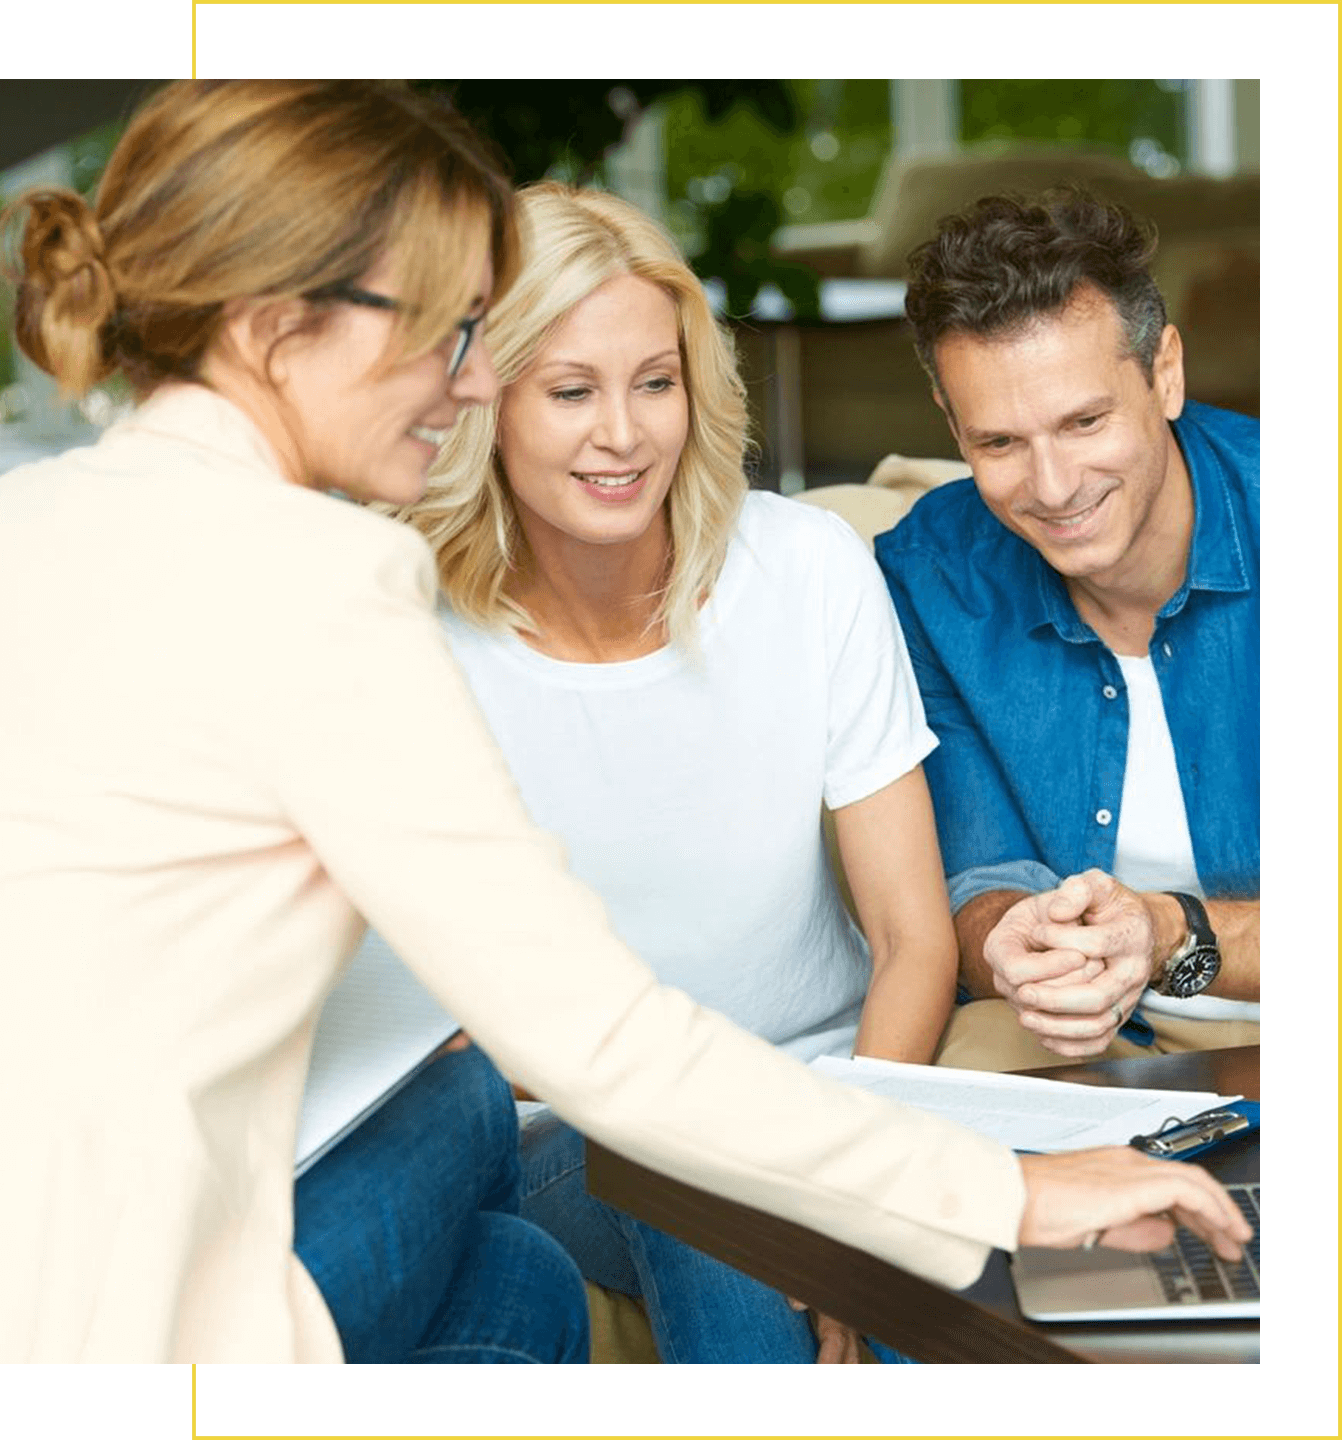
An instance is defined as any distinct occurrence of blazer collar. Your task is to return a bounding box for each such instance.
[115,383,291,484]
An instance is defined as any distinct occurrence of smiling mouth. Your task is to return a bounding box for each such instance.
[573,469,646,489]
[409,425,451,448]
[1032,491,1111,532]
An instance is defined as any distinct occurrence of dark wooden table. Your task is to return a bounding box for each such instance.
[586,1045,1259,1363]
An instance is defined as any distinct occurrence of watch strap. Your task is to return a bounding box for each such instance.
[1162,890,1217,951]
[1155,891,1221,997]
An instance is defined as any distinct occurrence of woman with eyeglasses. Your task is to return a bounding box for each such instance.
[0,80,1250,1365]
[0,78,590,1366]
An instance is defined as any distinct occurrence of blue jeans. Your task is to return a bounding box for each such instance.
[520,1113,915,1364]
[294,1043,589,1363]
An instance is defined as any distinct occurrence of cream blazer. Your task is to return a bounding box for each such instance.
[0,385,1025,1362]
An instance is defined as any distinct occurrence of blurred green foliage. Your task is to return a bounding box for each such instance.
[0,287,11,399]
[664,80,891,234]
[961,78,1182,154]
[660,81,894,319]
[433,80,824,319]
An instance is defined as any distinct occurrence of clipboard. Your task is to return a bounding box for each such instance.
[1128,1098,1260,1160]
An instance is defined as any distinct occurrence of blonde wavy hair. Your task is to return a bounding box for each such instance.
[0,80,516,399]
[396,181,750,651]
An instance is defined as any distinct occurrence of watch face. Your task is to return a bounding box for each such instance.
[1166,945,1221,998]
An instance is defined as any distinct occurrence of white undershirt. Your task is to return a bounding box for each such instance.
[1112,653,1258,1022]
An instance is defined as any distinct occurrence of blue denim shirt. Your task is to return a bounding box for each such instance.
[875,400,1260,915]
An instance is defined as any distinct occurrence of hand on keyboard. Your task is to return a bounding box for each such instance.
[1016,1146,1254,1262]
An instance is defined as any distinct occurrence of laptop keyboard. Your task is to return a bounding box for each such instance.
[1151,1182,1260,1304]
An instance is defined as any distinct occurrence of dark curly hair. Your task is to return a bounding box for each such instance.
[905,187,1167,394]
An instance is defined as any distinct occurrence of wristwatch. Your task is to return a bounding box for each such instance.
[1154,892,1222,997]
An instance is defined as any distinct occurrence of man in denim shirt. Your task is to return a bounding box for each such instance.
[875,191,1259,1070]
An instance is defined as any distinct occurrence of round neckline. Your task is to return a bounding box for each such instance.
[492,623,681,684]
[453,507,753,688]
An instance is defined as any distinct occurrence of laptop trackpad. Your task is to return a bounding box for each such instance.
[1012,1246,1165,1321]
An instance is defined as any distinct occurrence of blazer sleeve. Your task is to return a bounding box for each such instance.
[238,518,1027,1291]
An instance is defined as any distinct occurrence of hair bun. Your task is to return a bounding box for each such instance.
[19,187,105,279]
[6,186,117,393]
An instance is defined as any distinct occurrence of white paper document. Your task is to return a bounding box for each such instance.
[295,929,459,1176]
[811,1054,1238,1153]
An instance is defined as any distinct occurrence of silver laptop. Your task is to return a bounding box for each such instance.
[1011,1181,1259,1322]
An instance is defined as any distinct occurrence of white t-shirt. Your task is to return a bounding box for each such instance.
[1112,653,1259,1023]
[440,491,938,1061]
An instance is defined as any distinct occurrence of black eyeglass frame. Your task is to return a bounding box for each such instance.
[305,282,482,377]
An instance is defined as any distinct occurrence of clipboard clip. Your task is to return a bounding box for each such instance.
[1129,1106,1251,1158]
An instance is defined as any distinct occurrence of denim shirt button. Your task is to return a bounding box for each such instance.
[1102,684,1118,699]
[1162,642,1174,658]
[1095,808,1113,826]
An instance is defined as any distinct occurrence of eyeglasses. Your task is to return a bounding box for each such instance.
[307,282,483,378]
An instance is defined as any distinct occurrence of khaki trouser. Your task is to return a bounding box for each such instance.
[935,998,1260,1073]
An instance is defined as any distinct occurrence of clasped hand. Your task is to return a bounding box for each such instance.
[983,870,1159,1057]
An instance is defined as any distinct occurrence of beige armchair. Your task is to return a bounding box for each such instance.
[793,454,970,547]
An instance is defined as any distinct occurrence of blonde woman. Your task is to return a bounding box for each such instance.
[0,86,1249,1366]
[396,183,1221,1362]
